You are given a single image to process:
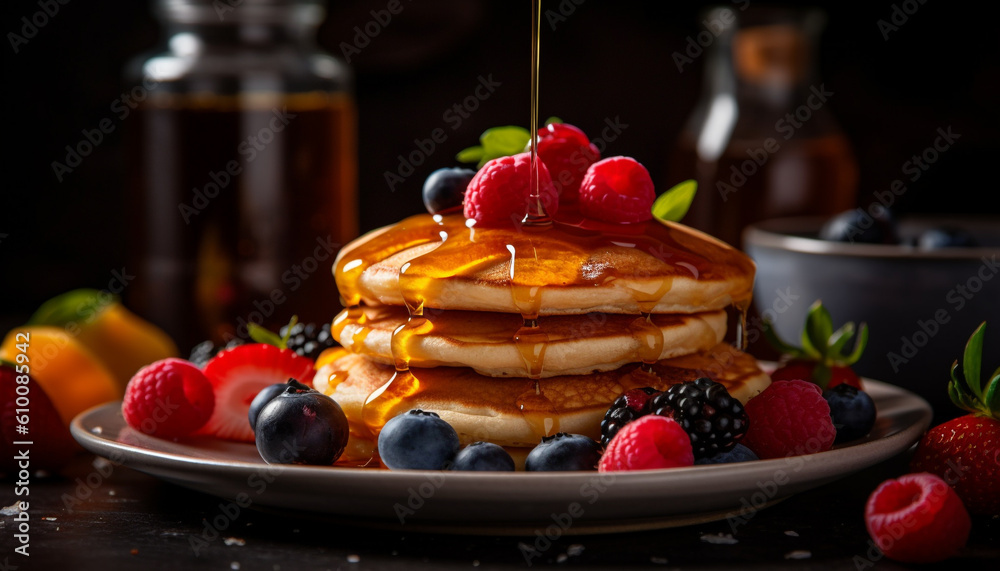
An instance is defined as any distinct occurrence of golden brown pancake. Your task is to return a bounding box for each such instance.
[313,344,770,449]
[332,305,727,377]
[333,210,755,315]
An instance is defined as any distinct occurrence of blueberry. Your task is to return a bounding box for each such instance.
[695,444,758,465]
[823,384,876,443]
[255,384,349,465]
[422,167,475,215]
[378,409,460,470]
[524,433,601,471]
[449,441,515,471]
[248,378,312,432]
[819,208,898,244]
[917,227,978,249]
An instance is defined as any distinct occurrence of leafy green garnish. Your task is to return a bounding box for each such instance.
[457,126,531,169]
[948,322,999,420]
[248,315,297,350]
[456,118,565,168]
[651,179,697,223]
[762,300,868,390]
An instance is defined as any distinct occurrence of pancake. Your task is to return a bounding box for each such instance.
[333,210,755,315]
[313,343,770,449]
[332,305,727,377]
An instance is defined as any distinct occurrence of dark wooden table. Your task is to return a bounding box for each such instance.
[7,448,998,571]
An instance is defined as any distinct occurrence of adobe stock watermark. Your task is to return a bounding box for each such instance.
[177,106,298,223]
[887,253,998,372]
[189,441,304,555]
[726,425,837,533]
[383,74,502,192]
[7,0,72,54]
[60,451,126,514]
[830,126,959,244]
[672,0,750,73]
[339,0,412,63]
[716,83,835,204]
[877,0,929,41]
[51,73,163,182]
[544,0,587,31]
[520,472,616,566]
[224,235,340,342]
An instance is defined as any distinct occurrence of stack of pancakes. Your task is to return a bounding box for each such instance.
[314,209,770,463]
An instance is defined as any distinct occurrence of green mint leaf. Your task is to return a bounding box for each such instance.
[651,180,697,223]
[481,126,531,158]
[248,323,286,349]
[456,146,484,164]
[28,289,116,326]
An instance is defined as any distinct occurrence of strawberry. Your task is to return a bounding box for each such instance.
[200,344,315,442]
[910,322,1000,516]
[764,300,868,390]
[1,361,78,474]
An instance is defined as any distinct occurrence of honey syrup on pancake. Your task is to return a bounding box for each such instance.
[335,0,751,445]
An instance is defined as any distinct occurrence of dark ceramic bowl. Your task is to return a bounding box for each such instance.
[743,216,1000,420]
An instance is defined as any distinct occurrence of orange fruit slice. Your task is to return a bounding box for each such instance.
[0,326,119,425]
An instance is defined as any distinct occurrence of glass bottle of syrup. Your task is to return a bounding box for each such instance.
[125,0,357,351]
[668,6,857,248]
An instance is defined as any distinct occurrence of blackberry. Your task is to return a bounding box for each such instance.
[280,321,337,360]
[647,377,748,459]
[599,387,660,447]
[188,337,245,367]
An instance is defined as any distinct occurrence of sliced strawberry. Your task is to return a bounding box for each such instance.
[200,344,315,442]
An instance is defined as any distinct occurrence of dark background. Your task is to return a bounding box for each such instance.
[3,0,998,321]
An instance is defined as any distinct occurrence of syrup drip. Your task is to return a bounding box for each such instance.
[515,381,560,439]
[734,297,751,351]
[523,0,550,228]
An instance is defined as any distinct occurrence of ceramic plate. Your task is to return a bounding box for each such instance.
[71,379,931,535]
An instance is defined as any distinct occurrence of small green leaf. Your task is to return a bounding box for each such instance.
[827,322,856,357]
[651,180,697,223]
[985,365,999,417]
[843,323,869,365]
[962,322,986,402]
[544,116,563,125]
[481,126,531,157]
[456,146,484,164]
[801,301,831,360]
[28,289,115,326]
[248,323,286,349]
[762,319,804,357]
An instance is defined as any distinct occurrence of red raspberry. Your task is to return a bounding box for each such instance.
[865,473,971,563]
[463,152,559,225]
[598,415,693,472]
[535,123,600,201]
[537,122,591,147]
[742,380,836,459]
[122,358,215,439]
[579,157,655,224]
